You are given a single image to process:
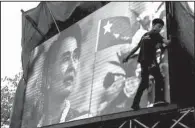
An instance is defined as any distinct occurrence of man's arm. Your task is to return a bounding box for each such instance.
[159,38,171,52]
[123,35,151,63]
[158,34,171,52]
[123,41,141,63]
[158,36,171,63]
[162,38,171,46]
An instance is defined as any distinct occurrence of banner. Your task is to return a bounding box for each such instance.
[21,2,169,127]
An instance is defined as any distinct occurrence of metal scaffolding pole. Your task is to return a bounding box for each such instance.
[119,121,127,128]
[133,119,149,128]
[151,121,160,128]
[129,120,132,128]
[172,119,190,128]
[170,108,192,128]
[45,2,61,34]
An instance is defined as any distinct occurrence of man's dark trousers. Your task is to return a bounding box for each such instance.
[132,62,165,109]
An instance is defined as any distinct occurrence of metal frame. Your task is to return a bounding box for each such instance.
[40,105,195,128]
[170,107,194,128]
[118,107,194,128]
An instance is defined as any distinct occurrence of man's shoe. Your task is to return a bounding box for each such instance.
[153,101,169,107]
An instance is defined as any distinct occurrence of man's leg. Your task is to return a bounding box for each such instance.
[151,64,165,103]
[132,64,149,109]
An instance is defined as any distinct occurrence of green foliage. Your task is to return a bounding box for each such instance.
[1,72,22,127]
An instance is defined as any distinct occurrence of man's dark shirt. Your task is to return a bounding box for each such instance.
[138,32,164,65]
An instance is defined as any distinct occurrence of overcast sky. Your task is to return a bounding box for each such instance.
[1,2,39,78]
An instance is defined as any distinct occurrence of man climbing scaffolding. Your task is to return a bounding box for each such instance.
[123,18,171,110]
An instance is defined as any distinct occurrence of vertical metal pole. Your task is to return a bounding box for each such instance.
[193,109,195,123]
[89,20,101,115]
[45,2,60,34]
[129,120,132,128]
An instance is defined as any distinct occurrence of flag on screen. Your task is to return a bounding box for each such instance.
[96,16,132,52]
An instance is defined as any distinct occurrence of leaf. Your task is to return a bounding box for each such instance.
[1,71,23,126]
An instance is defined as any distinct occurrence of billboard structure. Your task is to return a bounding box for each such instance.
[19,2,172,128]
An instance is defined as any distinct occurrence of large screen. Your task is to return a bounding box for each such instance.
[21,2,169,127]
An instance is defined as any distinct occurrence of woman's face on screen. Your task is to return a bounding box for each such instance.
[50,36,79,97]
